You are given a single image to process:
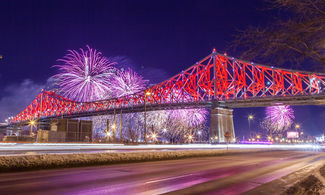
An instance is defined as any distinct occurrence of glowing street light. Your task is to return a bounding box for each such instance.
[163,128,167,133]
[248,114,254,132]
[111,124,116,130]
[187,135,194,143]
[29,120,36,136]
[151,132,158,143]
[145,91,152,96]
[295,124,301,131]
[29,120,36,126]
[198,131,202,142]
[105,130,112,142]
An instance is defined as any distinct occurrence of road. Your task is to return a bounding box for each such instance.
[0,150,323,194]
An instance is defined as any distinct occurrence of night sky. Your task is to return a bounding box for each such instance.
[0,0,324,137]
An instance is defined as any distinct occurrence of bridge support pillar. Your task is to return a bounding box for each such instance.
[209,107,235,143]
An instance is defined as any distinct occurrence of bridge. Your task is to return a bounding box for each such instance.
[7,49,325,142]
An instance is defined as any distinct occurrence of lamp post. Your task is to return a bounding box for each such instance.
[295,124,301,132]
[106,130,111,143]
[187,135,194,144]
[248,114,254,132]
[151,132,158,144]
[295,124,301,141]
[198,131,202,143]
[144,91,151,143]
[120,110,123,143]
[112,109,116,142]
[29,120,36,136]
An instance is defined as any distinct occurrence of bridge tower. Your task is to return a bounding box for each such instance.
[209,107,235,143]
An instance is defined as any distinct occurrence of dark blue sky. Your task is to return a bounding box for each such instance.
[0,0,324,136]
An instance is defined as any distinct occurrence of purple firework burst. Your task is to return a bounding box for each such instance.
[170,108,208,127]
[110,68,148,98]
[265,105,294,131]
[53,45,116,102]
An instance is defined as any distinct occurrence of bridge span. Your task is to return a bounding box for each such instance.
[5,49,325,142]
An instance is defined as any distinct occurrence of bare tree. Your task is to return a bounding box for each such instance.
[231,0,325,70]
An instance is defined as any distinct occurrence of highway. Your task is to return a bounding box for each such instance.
[0,150,323,194]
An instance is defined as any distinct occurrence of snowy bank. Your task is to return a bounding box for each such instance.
[0,149,270,172]
[244,156,325,195]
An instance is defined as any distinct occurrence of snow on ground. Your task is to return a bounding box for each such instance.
[0,148,272,172]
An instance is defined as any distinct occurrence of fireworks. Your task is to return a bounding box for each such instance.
[147,110,168,130]
[265,105,294,132]
[110,68,148,98]
[169,108,208,127]
[52,46,208,143]
[53,45,116,102]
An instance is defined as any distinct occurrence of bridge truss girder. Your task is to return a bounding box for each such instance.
[11,49,325,124]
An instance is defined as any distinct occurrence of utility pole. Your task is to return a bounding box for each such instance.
[106,119,110,142]
[113,109,116,142]
[143,91,152,144]
[120,109,123,143]
[144,97,147,143]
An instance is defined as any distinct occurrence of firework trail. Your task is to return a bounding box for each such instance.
[53,45,116,102]
[265,105,294,132]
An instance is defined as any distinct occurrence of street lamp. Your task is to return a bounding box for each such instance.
[295,124,300,129]
[111,123,116,142]
[151,132,158,143]
[144,90,152,143]
[29,120,36,136]
[111,124,116,130]
[106,131,112,142]
[187,135,194,143]
[248,114,254,132]
[198,131,202,142]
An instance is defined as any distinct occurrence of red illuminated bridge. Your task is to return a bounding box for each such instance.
[9,49,325,142]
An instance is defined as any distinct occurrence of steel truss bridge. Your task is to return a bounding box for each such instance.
[9,49,325,125]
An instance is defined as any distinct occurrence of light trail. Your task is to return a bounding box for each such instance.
[0,143,322,152]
